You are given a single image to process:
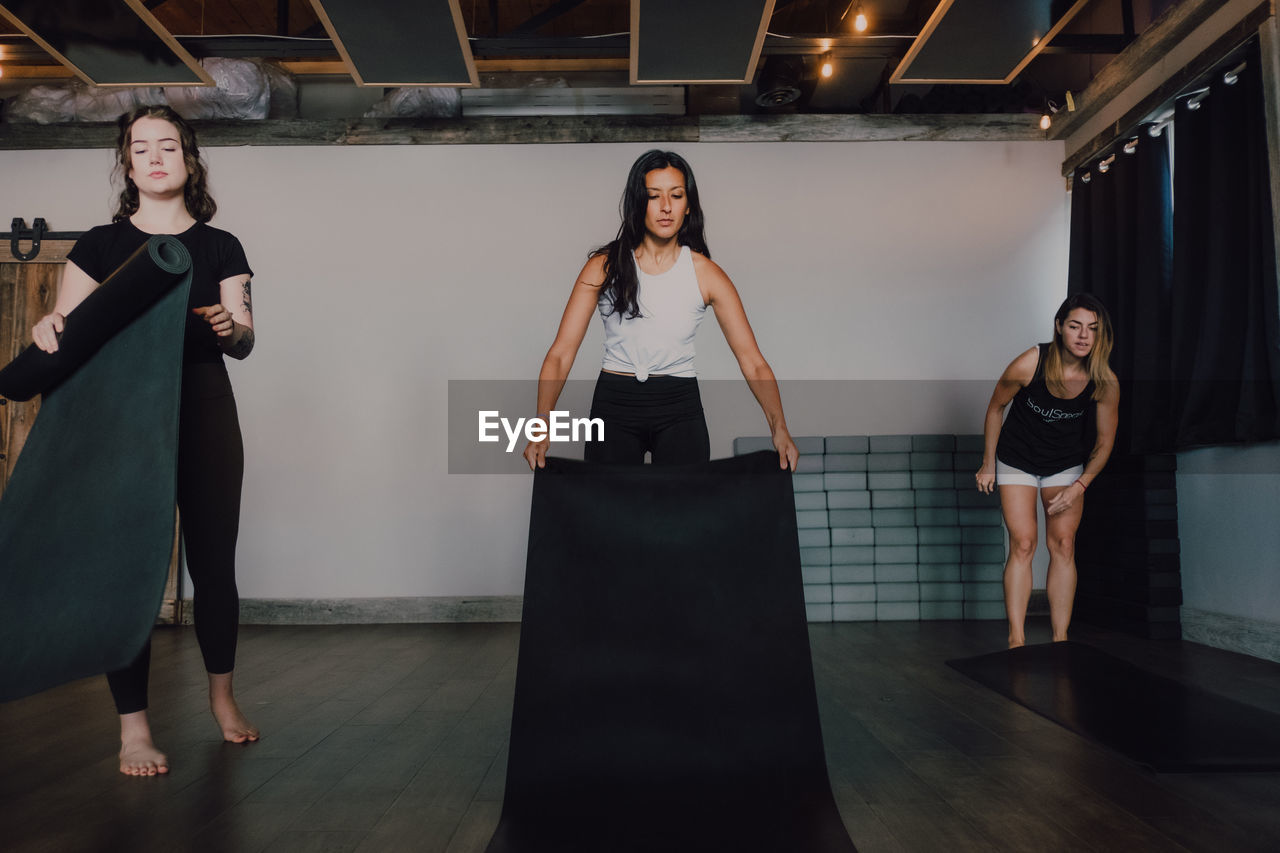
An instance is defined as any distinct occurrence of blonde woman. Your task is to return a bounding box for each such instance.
[976,293,1119,648]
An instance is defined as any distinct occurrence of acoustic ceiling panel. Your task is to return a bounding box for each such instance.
[0,0,211,86]
[631,0,775,84]
[310,0,477,87]
[891,0,1090,85]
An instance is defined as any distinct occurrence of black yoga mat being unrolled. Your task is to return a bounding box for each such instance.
[948,641,1280,772]
[487,452,856,853]
[0,235,192,702]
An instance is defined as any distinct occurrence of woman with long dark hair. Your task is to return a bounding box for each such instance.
[976,293,1119,648]
[523,149,797,469]
[31,105,258,775]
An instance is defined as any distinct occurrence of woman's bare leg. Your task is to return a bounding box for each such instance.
[1043,486,1085,642]
[999,485,1039,648]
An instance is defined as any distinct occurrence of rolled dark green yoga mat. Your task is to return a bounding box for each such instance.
[0,235,192,702]
[487,452,856,853]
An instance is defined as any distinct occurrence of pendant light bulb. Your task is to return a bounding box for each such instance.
[854,10,869,33]
[821,55,834,78]
[1040,113,1051,131]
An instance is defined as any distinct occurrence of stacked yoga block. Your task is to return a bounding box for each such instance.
[733,434,1007,622]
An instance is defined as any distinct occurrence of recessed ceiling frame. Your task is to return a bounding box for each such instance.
[890,0,1091,86]
[630,0,776,85]
[309,0,478,87]
[0,0,213,87]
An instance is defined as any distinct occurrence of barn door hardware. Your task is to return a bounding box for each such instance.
[9,218,83,261]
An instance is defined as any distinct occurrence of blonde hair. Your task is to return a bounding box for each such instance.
[1044,293,1117,401]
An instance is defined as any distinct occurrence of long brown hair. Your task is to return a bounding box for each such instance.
[112,105,216,223]
[594,150,709,319]
[1044,292,1117,401]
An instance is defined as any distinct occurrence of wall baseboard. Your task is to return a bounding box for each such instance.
[179,596,523,625]
[1181,608,1280,664]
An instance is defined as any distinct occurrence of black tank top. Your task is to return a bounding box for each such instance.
[996,343,1095,476]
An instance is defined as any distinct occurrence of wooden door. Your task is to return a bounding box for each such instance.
[1,239,183,624]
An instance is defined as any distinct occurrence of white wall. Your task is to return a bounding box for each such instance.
[0,140,1069,598]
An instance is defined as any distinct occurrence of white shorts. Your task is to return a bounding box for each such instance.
[995,461,1084,489]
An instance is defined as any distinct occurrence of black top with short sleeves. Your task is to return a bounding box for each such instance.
[66,219,252,364]
[996,343,1096,476]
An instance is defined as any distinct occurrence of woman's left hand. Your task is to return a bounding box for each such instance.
[1046,481,1085,516]
[772,427,799,472]
[193,304,235,337]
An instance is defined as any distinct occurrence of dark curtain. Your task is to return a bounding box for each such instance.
[1068,40,1280,451]
[1068,125,1174,453]
[1169,45,1280,447]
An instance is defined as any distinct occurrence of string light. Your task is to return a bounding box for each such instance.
[841,2,869,33]
[821,54,834,78]
[1040,99,1060,131]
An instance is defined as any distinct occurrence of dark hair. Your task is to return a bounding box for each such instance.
[594,150,709,319]
[1046,292,1117,400]
[112,105,216,223]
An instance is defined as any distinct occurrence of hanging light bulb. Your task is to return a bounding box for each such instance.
[854,4,869,33]
[1040,113,1051,131]
[821,54,834,79]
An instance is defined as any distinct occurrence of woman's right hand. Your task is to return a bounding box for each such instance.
[523,438,550,471]
[32,312,66,353]
[975,462,996,494]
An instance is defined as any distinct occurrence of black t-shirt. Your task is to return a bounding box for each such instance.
[996,343,1096,476]
[66,219,253,364]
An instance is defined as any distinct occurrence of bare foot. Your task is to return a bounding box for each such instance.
[119,711,169,776]
[1008,637,1026,649]
[209,671,259,743]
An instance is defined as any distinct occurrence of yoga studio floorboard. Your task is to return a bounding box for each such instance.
[2,621,1279,853]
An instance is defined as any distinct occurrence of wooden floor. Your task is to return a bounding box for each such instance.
[2,619,1279,853]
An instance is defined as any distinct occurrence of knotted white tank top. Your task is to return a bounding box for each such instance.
[599,245,707,382]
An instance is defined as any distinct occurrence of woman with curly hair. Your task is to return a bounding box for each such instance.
[31,105,258,775]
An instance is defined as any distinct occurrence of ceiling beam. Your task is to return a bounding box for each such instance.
[1052,0,1269,146]
[0,113,1045,150]
[1059,0,1272,175]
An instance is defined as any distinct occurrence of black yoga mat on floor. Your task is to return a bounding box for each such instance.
[948,641,1280,772]
[487,452,855,853]
[0,236,192,702]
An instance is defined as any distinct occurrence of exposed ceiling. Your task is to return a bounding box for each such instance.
[0,0,1181,116]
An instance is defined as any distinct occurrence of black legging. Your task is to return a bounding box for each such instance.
[107,362,243,714]
[583,371,710,466]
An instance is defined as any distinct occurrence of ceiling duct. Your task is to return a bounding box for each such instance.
[754,56,804,108]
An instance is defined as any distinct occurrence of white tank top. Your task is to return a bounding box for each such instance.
[599,245,707,381]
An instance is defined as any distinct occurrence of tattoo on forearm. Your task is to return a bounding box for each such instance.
[241,280,253,316]
[224,326,255,359]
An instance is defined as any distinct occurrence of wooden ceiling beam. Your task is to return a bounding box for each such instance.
[0,113,1045,150]
[1050,0,1270,144]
